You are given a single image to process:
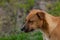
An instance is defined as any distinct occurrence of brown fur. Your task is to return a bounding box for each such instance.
[21,9,60,40]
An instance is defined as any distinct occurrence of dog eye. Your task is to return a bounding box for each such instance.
[28,20,33,23]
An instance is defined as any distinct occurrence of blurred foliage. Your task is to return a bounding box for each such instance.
[0,0,18,33]
[0,31,43,40]
[48,2,60,16]
[0,0,6,6]
[19,0,34,10]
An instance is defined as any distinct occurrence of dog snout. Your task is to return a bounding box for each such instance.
[21,25,30,32]
[21,26,26,31]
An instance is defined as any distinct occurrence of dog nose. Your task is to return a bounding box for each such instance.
[21,28,24,31]
[21,26,25,31]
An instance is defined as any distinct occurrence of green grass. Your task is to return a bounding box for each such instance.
[48,2,60,16]
[0,31,43,40]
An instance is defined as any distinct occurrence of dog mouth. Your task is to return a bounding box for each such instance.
[25,29,34,33]
[21,27,34,33]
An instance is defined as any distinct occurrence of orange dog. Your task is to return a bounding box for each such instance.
[21,9,60,40]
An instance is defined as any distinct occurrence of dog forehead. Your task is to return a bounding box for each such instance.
[26,13,35,20]
[26,9,42,20]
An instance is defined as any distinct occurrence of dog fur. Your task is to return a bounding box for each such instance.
[21,9,60,40]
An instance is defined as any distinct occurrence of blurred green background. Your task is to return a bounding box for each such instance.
[0,0,60,40]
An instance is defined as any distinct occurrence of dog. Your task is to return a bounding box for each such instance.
[21,9,60,40]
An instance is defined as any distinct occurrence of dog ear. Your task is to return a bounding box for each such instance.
[36,11,45,20]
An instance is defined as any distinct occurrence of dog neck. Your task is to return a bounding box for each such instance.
[41,13,58,38]
[45,13,58,34]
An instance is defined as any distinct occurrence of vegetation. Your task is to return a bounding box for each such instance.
[48,2,60,16]
[0,31,43,40]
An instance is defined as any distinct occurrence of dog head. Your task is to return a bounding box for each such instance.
[21,9,46,32]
